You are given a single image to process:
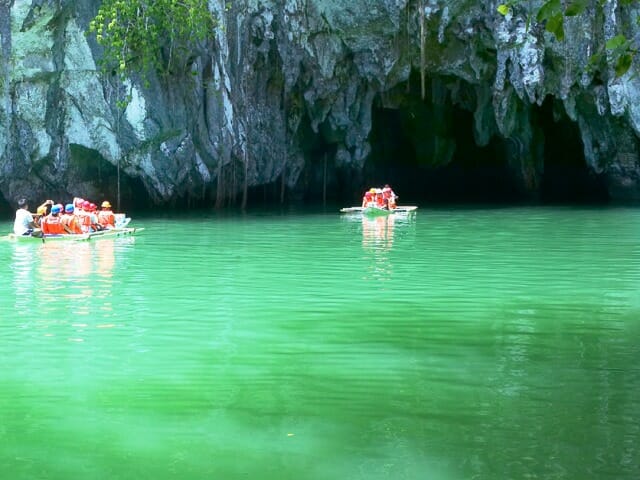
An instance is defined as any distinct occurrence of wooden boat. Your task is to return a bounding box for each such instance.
[340,206,418,215]
[5,226,144,243]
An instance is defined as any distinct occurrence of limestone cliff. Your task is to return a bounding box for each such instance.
[1,0,639,209]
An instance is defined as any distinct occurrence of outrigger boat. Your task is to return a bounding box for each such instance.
[340,205,418,216]
[6,226,144,243]
[5,215,143,242]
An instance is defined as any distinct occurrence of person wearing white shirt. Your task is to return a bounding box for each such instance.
[13,198,40,237]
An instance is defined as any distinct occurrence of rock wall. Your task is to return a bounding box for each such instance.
[1,0,640,208]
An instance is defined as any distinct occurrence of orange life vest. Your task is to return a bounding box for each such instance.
[41,214,66,235]
[98,210,115,228]
[76,211,91,232]
[61,214,83,234]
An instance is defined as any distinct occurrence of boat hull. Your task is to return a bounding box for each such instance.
[340,206,418,215]
[6,227,144,243]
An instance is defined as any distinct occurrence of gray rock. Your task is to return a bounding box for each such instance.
[1,0,640,206]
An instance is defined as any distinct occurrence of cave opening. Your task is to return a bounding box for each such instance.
[0,195,11,217]
[366,76,518,204]
[537,98,609,203]
[68,144,151,211]
[363,75,609,205]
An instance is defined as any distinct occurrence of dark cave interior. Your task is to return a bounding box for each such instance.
[358,76,609,206]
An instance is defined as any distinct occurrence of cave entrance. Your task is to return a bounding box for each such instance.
[69,144,151,211]
[0,195,11,218]
[538,98,608,203]
[367,75,516,204]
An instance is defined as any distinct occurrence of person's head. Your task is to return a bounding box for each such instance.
[51,205,62,216]
[101,201,112,209]
[17,198,28,210]
[65,204,74,214]
[89,203,97,212]
[82,200,91,210]
[74,198,84,208]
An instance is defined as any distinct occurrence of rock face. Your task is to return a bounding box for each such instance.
[1,0,640,209]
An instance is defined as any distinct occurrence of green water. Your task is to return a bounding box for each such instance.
[1,207,639,479]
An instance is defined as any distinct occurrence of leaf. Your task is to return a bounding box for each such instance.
[537,0,561,22]
[615,53,633,77]
[546,13,564,41]
[606,34,628,51]
[497,4,510,16]
[565,0,589,16]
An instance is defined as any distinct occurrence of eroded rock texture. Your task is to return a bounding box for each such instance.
[1,0,639,208]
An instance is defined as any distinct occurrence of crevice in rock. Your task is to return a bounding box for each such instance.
[365,74,519,204]
[68,144,151,211]
[538,98,609,204]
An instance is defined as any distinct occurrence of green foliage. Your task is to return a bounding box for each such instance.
[497,4,511,16]
[497,0,638,78]
[88,0,217,79]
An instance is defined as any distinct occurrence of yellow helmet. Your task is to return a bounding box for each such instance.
[101,201,112,208]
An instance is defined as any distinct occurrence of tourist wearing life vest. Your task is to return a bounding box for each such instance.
[75,200,93,233]
[382,184,397,209]
[362,190,373,208]
[36,199,54,216]
[41,205,69,235]
[61,204,83,234]
[98,201,115,229]
[88,203,102,231]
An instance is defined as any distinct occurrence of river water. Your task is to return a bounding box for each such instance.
[0,206,638,479]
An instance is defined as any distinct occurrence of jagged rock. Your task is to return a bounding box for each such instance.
[1,0,640,207]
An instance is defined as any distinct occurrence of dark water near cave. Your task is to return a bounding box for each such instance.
[0,206,639,479]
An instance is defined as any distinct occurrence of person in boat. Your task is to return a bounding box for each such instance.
[13,198,42,237]
[362,190,373,208]
[41,204,71,235]
[88,203,103,231]
[98,201,115,229]
[36,199,54,216]
[61,204,83,234]
[382,184,397,209]
[76,200,94,233]
[374,188,386,208]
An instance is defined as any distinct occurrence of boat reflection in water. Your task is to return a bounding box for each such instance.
[10,237,136,337]
[358,212,416,283]
[361,214,396,251]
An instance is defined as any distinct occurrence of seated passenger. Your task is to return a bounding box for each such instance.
[41,205,69,235]
[61,204,83,234]
[98,201,115,229]
[13,198,41,236]
[362,191,373,208]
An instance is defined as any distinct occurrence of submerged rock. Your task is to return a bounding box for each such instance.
[1,0,640,207]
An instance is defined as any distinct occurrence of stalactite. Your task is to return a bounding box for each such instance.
[420,0,426,100]
[242,146,248,209]
[280,87,288,205]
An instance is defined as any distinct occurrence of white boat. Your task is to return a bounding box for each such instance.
[340,206,418,215]
[5,226,144,243]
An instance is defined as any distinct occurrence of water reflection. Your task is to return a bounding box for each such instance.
[362,215,395,250]
[10,238,134,324]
